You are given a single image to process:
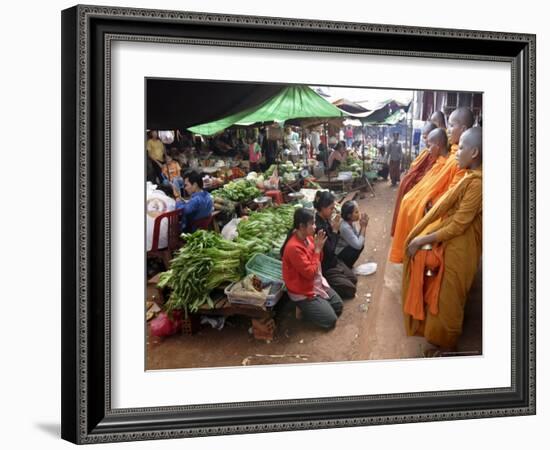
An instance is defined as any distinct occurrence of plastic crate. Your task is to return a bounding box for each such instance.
[224,280,284,308]
[267,248,282,260]
[245,253,283,283]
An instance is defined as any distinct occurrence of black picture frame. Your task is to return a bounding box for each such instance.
[61,4,536,444]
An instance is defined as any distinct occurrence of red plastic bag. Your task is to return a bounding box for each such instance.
[150,311,183,337]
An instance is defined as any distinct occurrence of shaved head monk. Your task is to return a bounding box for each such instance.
[389,107,474,263]
[402,127,482,353]
[427,128,448,155]
[447,107,475,146]
[430,110,446,129]
[423,121,438,141]
[391,128,447,236]
[410,121,437,170]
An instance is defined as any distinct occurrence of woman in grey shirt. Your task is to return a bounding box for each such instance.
[335,200,369,268]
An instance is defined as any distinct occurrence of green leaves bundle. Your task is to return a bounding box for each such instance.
[159,230,249,315]
[211,179,261,203]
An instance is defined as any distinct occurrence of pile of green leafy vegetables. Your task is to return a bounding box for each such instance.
[158,230,250,314]
[236,204,295,257]
[158,205,296,314]
[211,179,261,203]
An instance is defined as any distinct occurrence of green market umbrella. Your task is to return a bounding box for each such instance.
[188,85,345,136]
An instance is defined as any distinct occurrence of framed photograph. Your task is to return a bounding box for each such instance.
[61,4,536,444]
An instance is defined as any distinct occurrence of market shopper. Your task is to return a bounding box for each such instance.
[163,149,184,198]
[284,126,300,151]
[314,191,357,299]
[375,146,389,180]
[248,138,262,172]
[176,170,213,232]
[310,127,321,155]
[386,132,403,186]
[402,127,482,352]
[146,130,166,163]
[345,126,354,148]
[335,201,369,268]
[281,208,344,330]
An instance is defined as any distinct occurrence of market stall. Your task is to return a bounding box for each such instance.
[147,85,400,341]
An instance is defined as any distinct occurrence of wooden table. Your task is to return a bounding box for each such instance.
[197,296,277,341]
[147,277,278,340]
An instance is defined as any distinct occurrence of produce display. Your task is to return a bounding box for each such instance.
[213,196,236,215]
[150,125,382,324]
[225,274,284,308]
[304,178,321,189]
[264,161,302,177]
[338,156,364,178]
[158,231,251,314]
[158,204,296,314]
[232,274,268,300]
[211,179,261,203]
[236,204,295,256]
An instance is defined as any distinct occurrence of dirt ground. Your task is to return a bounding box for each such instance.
[146,180,482,370]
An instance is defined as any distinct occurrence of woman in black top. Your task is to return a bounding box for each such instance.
[314,191,357,299]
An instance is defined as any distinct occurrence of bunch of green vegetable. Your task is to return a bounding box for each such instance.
[213,196,236,215]
[263,164,278,177]
[236,205,295,257]
[304,179,321,189]
[339,156,364,177]
[158,230,253,315]
[211,179,261,203]
[264,162,299,178]
[158,206,296,315]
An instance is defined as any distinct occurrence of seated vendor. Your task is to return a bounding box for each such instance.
[176,170,213,232]
[327,141,347,172]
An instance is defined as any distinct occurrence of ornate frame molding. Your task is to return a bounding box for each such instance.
[62,5,536,444]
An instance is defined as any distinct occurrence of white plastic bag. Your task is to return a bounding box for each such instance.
[221,218,241,241]
[353,262,378,276]
[158,130,174,144]
[146,182,176,251]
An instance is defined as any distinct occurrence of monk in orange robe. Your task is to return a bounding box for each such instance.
[409,121,437,171]
[430,110,447,129]
[389,107,475,263]
[391,123,440,237]
[402,127,482,351]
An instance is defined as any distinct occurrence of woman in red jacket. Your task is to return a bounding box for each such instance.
[281,208,344,329]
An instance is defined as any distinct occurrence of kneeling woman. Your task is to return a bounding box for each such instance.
[281,208,344,329]
[314,191,358,299]
[335,200,369,268]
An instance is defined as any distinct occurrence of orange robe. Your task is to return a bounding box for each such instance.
[391,148,437,236]
[402,168,482,348]
[410,148,429,169]
[389,144,466,263]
